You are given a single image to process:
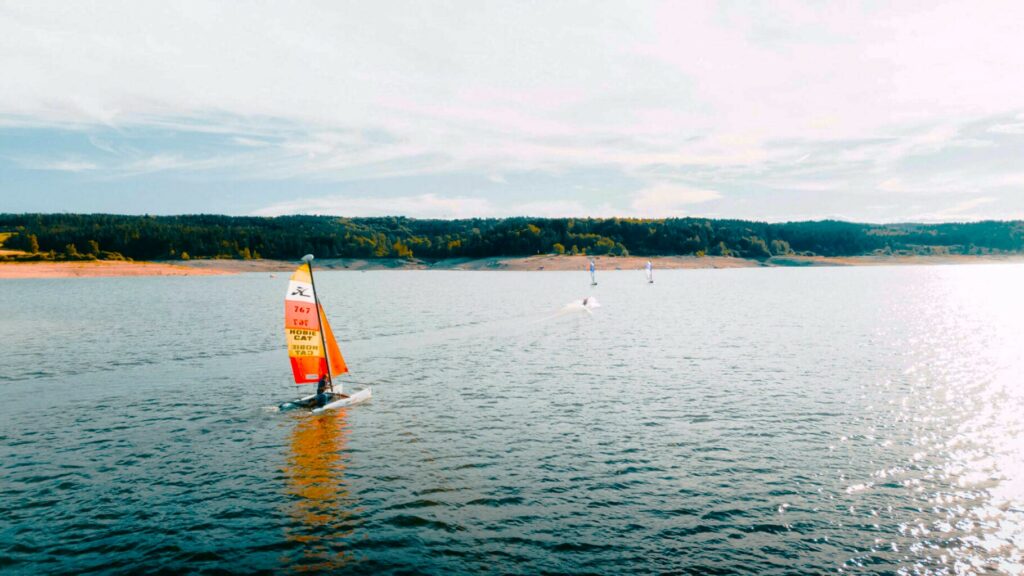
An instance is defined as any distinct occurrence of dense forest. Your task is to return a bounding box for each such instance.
[1,213,1023,262]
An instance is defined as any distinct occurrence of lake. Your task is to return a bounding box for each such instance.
[2,265,1023,574]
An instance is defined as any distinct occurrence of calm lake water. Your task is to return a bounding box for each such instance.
[2,266,1023,574]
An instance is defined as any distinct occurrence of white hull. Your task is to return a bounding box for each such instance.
[279,388,372,413]
[313,388,372,413]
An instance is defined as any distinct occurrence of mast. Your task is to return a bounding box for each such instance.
[303,254,333,392]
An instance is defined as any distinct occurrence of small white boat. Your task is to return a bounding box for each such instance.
[278,255,371,413]
[280,388,373,413]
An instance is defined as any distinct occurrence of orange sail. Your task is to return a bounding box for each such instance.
[319,303,348,377]
[284,262,348,384]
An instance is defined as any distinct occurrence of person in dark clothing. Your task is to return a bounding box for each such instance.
[314,376,331,407]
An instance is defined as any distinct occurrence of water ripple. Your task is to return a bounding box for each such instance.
[3,267,1024,573]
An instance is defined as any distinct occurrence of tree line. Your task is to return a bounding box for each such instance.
[1,213,1022,262]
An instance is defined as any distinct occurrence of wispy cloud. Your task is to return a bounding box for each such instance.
[630,184,721,217]
[2,2,1024,220]
[253,193,493,219]
[16,158,98,172]
[912,196,997,222]
[988,122,1024,135]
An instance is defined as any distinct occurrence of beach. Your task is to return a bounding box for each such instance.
[3,253,1024,279]
[0,260,226,278]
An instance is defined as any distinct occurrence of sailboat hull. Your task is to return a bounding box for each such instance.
[279,388,372,412]
[313,388,372,413]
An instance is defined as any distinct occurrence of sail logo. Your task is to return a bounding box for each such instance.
[285,280,315,302]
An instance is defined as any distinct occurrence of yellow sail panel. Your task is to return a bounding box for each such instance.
[286,329,324,357]
[319,303,348,377]
[290,264,312,283]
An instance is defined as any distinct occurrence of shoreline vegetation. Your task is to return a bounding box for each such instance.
[1,213,1023,278]
[3,254,1024,279]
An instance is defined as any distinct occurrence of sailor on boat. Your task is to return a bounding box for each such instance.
[315,376,331,408]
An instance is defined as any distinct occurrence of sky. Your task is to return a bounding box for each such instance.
[1,0,1024,222]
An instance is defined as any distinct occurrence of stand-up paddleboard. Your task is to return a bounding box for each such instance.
[279,254,371,413]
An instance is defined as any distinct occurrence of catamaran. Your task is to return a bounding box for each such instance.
[589,259,597,286]
[278,255,371,413]
[645,260,654,284]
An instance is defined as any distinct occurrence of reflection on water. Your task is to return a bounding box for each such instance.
[839,266,1024,574]
[4,267,1024,574]
[284,411,358,572]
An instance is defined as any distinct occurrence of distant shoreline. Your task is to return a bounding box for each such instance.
[3,254,1024,279]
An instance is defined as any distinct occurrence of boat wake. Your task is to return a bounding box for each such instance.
[569,296,601,311]
[545,296,601,318]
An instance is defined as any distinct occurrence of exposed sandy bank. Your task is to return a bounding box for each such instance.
[427,255,759,270]
[4,253,1023,278]
[0,260,227,279]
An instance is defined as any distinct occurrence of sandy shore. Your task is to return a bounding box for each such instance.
[0,260,227,279]
[176,255,764,273]
[3,254,1023,278]
[178,253,1024,272]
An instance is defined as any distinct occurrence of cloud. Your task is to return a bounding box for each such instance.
[512,200,631,218]
[912,196,998,222]
[2,2,1024,221]
[232,136,270,147]
[629,184,721,217]
[254,195,639,219]
[252,193,493,219]
[988,122,1024,135]
[17,158,98,172]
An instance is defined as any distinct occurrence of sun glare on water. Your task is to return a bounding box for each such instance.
[858,264,1024,574]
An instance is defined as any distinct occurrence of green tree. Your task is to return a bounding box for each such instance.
[552,243,565,255]
[770,239,791,255]
[28,234,40,253]
[743,236,771,259]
